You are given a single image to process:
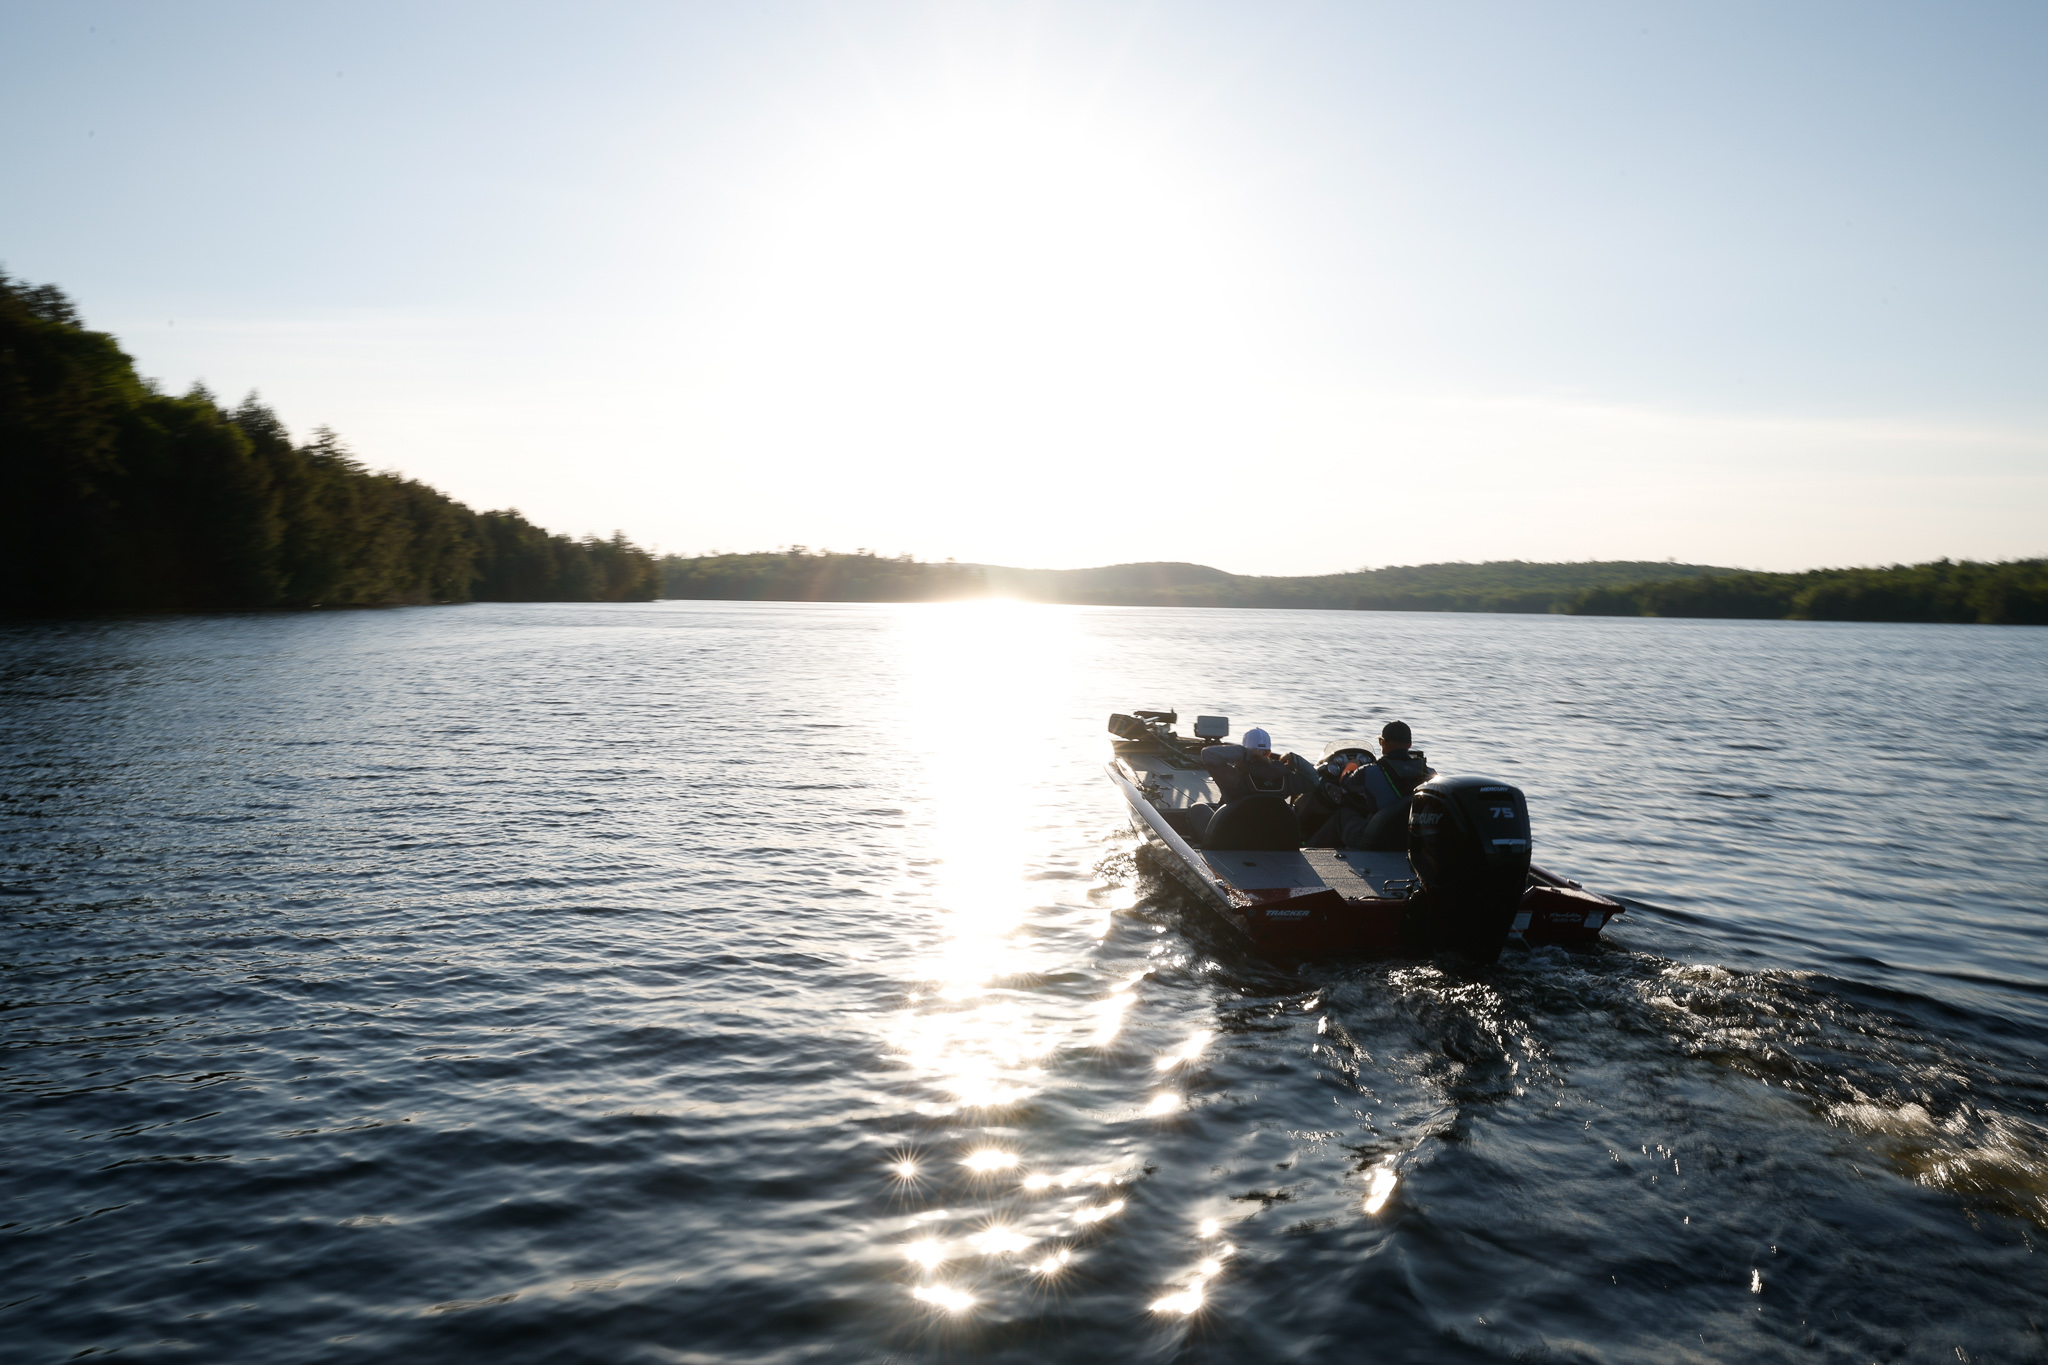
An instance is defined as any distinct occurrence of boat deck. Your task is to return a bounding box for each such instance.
[1303,848,1415,899]
[1199,847,1415,900]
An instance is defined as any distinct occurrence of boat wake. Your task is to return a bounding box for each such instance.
[1130,845,2048,1233]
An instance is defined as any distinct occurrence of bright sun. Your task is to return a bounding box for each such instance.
[700,81,1273,465]
[665,56,1298,566]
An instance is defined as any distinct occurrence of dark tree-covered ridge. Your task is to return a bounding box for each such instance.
[0,272,657,611]
[1566,559,2048,625]
[659,550,1734,612]
[660,550,2048,624]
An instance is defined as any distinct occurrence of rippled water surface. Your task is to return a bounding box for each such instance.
[3,602,2045,1363]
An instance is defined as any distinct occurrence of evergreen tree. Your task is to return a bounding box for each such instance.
[0,272,656,612]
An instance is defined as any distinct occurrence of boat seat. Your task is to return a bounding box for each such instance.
[1202,794,1303,852]
[1356,795,1412,852]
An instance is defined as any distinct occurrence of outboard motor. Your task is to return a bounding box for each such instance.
[1408,776,1533,964]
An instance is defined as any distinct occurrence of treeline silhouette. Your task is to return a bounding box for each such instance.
[1568,559,2048,624]
[1,273,656,611]
[661,550,986,603]
[662,550,2048,624]
[659,550,1730,611]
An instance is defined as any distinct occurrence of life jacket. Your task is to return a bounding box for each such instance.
[1243,755,1297,795]
[1306,762,1407,851]
[1378,749,1431,794]
[1338,760,1401,813]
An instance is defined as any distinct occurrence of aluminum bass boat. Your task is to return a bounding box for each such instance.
[1105,708,1622,961]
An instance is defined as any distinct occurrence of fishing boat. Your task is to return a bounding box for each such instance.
[1104,709,1622,961]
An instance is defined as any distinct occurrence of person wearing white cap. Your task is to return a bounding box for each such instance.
[1200,725,1317,806]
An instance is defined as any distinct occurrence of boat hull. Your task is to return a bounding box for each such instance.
[1108,760,1621,956]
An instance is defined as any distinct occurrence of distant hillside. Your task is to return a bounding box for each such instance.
[657,552,1733,613]
[1567,558,2048,625]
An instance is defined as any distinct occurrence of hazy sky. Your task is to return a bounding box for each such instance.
[5,1,2044,573]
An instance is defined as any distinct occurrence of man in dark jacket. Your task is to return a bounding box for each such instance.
[1309,721,1436,850]
[1201,727,1317,806]
[1376,721,1433,794]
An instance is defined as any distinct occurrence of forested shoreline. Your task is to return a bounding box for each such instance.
[1567,558,2048,624]
[659,551,1732,612]
[1,273,656,611]
[12,270,2037,625]
[661,549,2048,624]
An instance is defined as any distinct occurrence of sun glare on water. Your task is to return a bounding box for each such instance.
[1155,1029,1212,1070]
[1363,1162,1399,1215]
[880,603,1082,1116]
[962,1149,1018,1172]
[913,1284,976,1313]
[903,1239,948,1270]
[876,604,1105,1314]
[969,1227,1033,1256]
[874,602,1231,1320]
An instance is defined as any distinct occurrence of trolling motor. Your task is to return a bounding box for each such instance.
[1408,776,1533,963]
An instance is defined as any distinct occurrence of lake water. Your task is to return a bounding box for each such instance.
[3,602,2044,1363]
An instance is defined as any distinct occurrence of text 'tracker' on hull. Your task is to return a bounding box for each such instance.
[1104,708,1621,961]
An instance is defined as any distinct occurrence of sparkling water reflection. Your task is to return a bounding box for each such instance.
[1,602,2044,1362]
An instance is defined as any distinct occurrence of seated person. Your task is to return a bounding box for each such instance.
[1307,721,1436,851]
[1293,744,1367,837]
[1308,754,1402,849]
[1375,720,1434,794]
[1201,727,1317,806]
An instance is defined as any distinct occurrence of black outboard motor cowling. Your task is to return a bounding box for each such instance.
[1408,776,1533,964]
